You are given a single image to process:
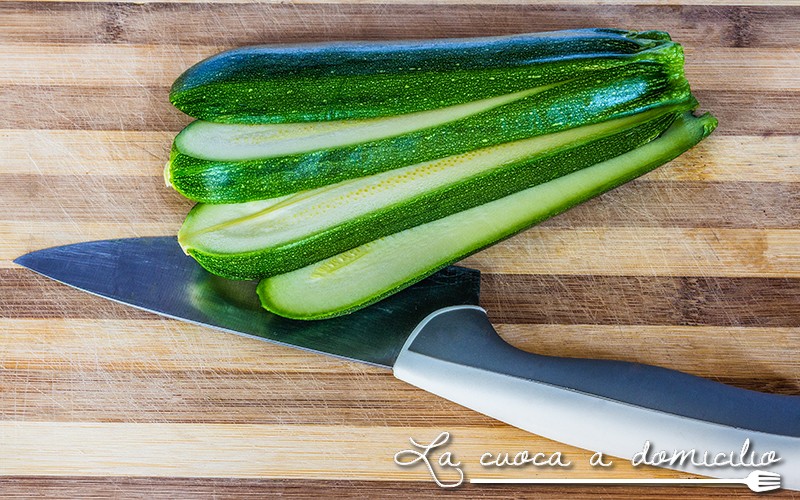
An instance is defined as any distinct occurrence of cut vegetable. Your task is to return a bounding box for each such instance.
[170,29,680,123]
[257,112,717,320]
[179,105,689,280]
[168,60,692,203]
[174,88,545,162]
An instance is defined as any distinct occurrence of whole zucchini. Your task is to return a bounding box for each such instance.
[257,112,718,319]
[170,28,678,123]
[168,58,691,203]
[178,105,689,280]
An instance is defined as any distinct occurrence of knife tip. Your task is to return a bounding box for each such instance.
[13,252,33,269]
[13,247,52,273]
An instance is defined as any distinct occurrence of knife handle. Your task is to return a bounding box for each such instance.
[393,305,800,488]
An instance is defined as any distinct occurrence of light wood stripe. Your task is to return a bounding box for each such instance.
[0,318,370,373]
[642,135,800,183]
[2,132,798,183]
[0,129,172,176]
[2,87,794,134]
[462,227,800,278]
[5,177,798,228]
[0,319,795,425]
[3,131,800,224]
[4,223,799,277]
[1,221,182,267]
[683,48,800,91]
[2,44,217,87]
[3,44,798,91]
[2,319,797,381]
[0,421,708,480]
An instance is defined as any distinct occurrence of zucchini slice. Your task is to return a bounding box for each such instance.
[168,60,692,203]
[179,105,689,280]
[257,111,717,319]
[173,87,545,162]
[170,29,680,123]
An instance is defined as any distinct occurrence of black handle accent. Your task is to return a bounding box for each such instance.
[408,307,800,437]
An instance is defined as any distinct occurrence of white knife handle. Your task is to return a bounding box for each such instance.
[393,305,800,489]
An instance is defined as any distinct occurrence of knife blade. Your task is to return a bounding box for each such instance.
[15,237,800,489]
[13,236,480,368]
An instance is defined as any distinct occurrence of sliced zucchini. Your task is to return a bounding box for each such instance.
[179,105,689,280]
[257,111,718,319]
[168,60,692,202]
[173,87,545,162]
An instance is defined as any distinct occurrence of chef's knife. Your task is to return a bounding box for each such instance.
[15,237,800,489]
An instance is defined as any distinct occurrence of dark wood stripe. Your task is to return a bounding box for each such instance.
[1,3,798,49]
[692,90,800,137]
[3,174,798,229]
[0,174,192,223]
[482,274,800,327]
[1,86,796,135]
[4,270,800,328]
[0,85,189,131]
[0,477,777,500]
[542,180,800,229]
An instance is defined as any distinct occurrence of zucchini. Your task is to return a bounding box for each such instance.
[179,104,689,280]
[168,60,691,203]
[170,29,680,123]
[257,112,717,319]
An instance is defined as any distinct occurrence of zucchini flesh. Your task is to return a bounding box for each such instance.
[179,106,686,280]
[173,87,545,161]
[170,29,679,123]
[257,112,718,319]
[169,60,691,203]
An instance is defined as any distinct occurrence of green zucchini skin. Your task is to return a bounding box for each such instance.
[168,60,692,203]
[170,29,679,123]
[257,111,718,320]
[182,109,684,281]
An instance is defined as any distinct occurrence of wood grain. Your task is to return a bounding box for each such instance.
[0,477,790,500]
[4,269,800,327]
[11,0,800,5]
[463,227,800,277]
[2,319,796,382]
[0,422,732,480]
[3,3,799,48]
[4,86,797,134]
[1,319,797,427]
[3,175,799,227]
[0,129,173,176]
[3,131,798,182]
[2,0,799,498]
[6,44,799,92]
[480,273,800,327]
[4,224,800,278]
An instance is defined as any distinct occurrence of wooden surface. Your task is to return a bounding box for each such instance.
[1,1,799,498]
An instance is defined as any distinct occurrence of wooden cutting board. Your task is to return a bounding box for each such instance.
[1,1,798,498]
